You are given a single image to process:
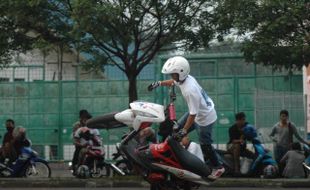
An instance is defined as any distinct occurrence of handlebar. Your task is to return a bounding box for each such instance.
[169,85,176,103]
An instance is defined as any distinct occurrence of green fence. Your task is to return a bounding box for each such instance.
[0,53,304,160]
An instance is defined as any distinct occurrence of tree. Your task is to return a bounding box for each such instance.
[71,0,215,103]
[0,0,84,78]
[0,2,34,68]
[212,0,310,70]
[1,0,217,103]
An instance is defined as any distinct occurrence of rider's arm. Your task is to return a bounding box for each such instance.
[183,114,196,133]
[159,79,174,87]
[182,91,200,133]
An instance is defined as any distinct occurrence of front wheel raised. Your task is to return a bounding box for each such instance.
[25,160,51,178]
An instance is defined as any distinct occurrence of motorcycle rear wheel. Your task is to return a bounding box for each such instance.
[25,160,51,178]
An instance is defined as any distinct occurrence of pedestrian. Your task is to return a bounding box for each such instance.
[280,142,306,178]
[148,56,225,180]
[269,110,310,175]
[227,112,255,176]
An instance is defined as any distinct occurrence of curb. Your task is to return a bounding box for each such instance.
[0,177,309,188]
[211,178,310,188]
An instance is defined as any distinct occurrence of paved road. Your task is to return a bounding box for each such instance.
[1,188,309,190]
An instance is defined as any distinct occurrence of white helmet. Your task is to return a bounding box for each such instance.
[161,56,190,81]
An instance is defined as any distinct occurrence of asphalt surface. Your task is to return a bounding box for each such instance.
[0,188,310,190]
[0,162,309,188]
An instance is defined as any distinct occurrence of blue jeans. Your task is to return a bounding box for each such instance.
[178,112,222,167]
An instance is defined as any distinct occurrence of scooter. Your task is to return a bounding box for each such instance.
[75,144,111,178]
[70,133,125,178]
[87,87,213,190]
[0,146,51,178]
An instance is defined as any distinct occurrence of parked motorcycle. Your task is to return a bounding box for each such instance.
[0,146,51,178]
[302,144,310,177]
[70,130,125,178]
[87,87,214,190]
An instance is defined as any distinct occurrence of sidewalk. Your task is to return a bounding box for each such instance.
[0,162,308,188]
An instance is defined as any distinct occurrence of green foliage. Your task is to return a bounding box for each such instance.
[213,0,310,70]
[0,0,218,101]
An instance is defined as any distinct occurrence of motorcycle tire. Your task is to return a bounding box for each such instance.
[24,160,51,178]
[91,164,110,178]
[114,159,132,175]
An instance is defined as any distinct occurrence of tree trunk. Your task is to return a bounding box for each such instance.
[128,74,138,104]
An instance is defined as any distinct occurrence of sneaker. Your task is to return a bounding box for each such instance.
[208,167,225,180]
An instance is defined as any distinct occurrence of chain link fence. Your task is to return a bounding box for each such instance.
[254,89,306,152]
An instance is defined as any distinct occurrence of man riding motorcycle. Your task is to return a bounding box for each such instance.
[73,127,102,168]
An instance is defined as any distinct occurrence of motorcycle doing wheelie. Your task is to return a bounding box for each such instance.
[87,90,214,190]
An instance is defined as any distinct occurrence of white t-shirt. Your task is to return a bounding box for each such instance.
[176,75,217,126]
[187,141,205,162]
[74,128,101,146]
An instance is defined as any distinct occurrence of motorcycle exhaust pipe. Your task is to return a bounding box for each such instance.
[303,162,310,171]
[109,163,126,176]
[152,163,210,186]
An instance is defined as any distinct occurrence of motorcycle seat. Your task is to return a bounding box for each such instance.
[86,112,126,129]
[167,137,211,178]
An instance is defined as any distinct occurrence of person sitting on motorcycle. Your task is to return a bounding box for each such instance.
[8,126,32,176]
[148,56,225,179]
[227,112,255,176]
[242,125,278,178]
[74,127,102,166]
[71,110,92,172]
[0,119,16,164]
[181,135,205,162]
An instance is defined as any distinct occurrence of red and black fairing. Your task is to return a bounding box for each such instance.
[148,140,182,169]
[139,137,212,178]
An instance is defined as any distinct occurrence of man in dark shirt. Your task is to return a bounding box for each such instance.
[227,112,254,175]
[0,119,16,162]
[2,119,15,145]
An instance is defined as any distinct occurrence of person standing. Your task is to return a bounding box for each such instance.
[270,109,310,175]
[148,56,225,180]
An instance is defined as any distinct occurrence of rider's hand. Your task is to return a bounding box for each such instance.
[172,122,180,132]
[147,81,161,91]
[174,129,187,141]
